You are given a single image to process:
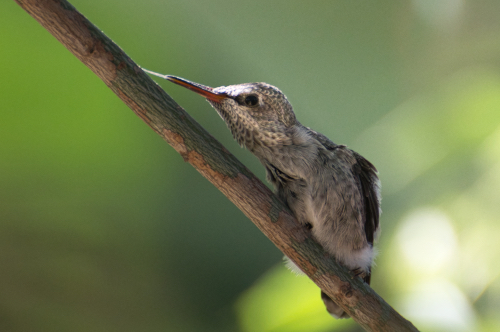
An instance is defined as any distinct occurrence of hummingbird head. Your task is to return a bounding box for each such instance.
[163,75,298,151]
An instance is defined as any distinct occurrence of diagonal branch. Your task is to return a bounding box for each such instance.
[14,0,419,331]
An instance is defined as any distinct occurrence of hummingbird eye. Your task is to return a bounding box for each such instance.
[243,95,259,107]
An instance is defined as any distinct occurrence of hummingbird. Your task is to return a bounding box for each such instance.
[144,69,381,319]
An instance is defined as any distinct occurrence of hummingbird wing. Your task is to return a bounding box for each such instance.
[306,128,381,246]
[351,151,381,245]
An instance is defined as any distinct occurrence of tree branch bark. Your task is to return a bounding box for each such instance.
[14,0,418,331]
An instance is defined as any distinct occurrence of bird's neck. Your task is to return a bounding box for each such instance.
[252,124,322,178]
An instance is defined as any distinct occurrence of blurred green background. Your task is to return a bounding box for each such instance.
[2,1,500,331]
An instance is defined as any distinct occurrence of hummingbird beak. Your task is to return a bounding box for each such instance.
[143,69,228,102]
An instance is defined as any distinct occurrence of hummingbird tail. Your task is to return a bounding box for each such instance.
[321,291,350,319]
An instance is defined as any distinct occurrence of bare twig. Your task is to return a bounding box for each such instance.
[13,0,418,331]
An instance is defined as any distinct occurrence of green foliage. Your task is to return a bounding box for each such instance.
[236,265,353,332]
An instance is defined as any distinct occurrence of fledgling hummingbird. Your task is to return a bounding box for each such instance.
[144,69,381,319]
